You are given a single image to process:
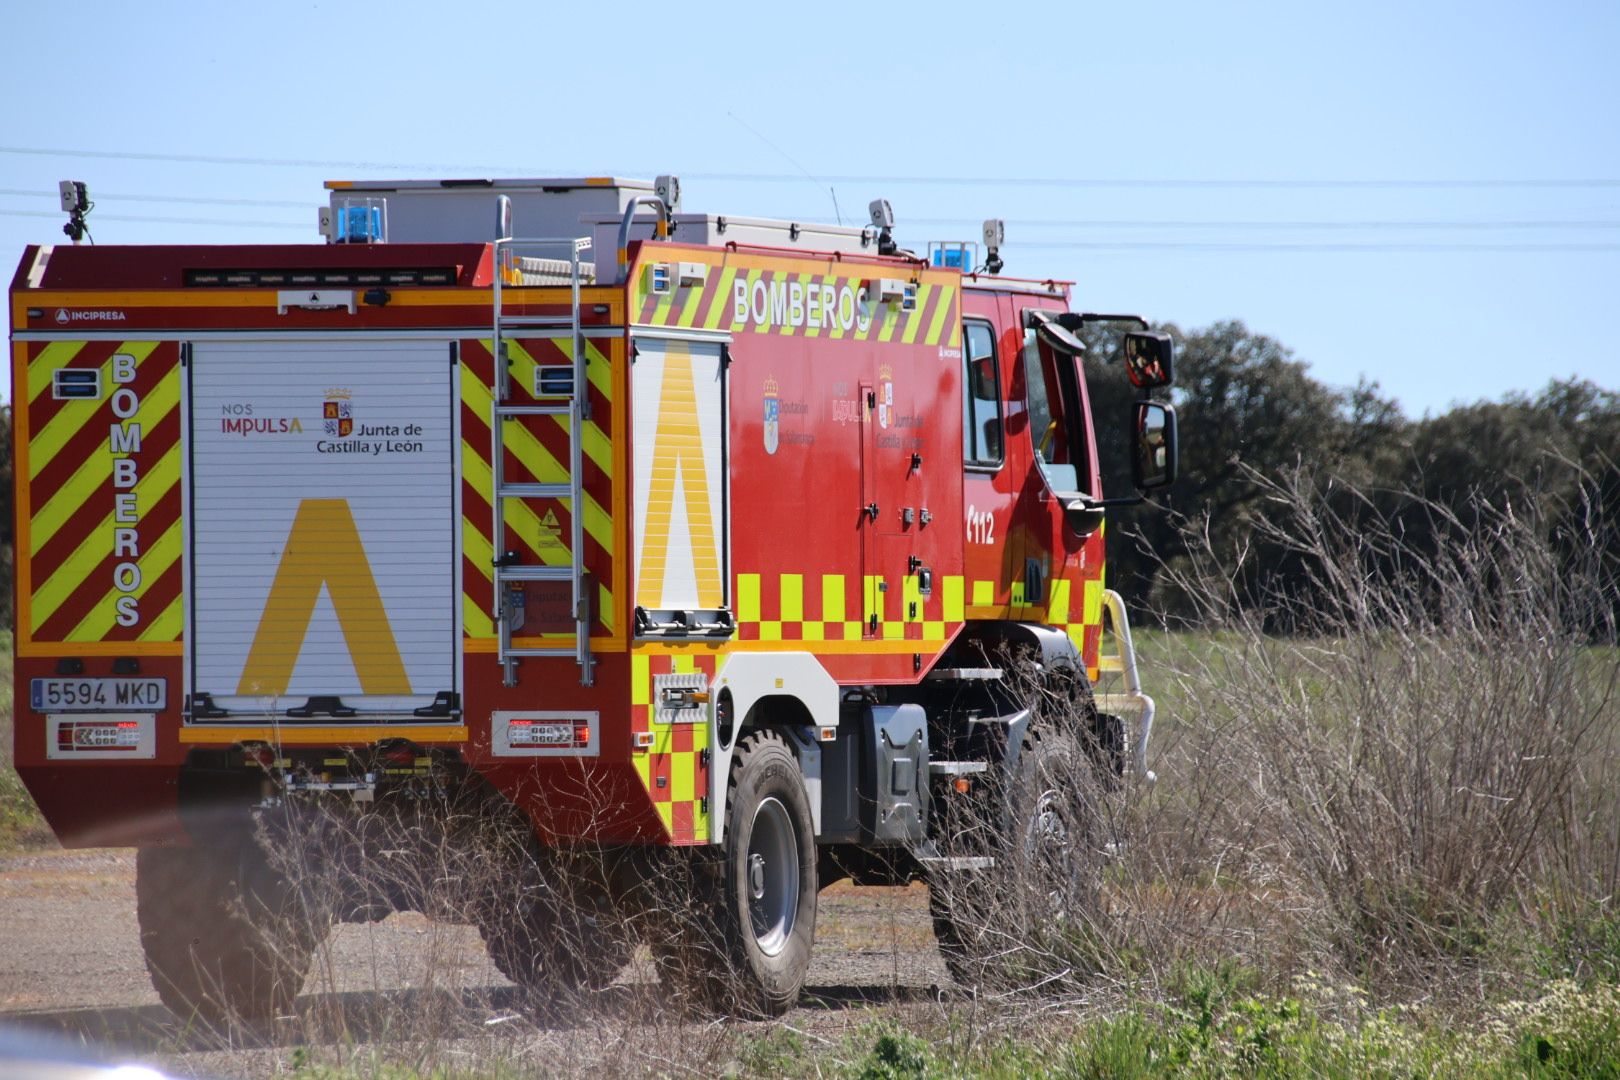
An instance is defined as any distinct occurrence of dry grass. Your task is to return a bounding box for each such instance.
[0,629,52,851]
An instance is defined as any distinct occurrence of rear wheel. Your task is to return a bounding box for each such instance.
[136,838,325,1028]
[474,840,633,1010]
[658,730,817,1017]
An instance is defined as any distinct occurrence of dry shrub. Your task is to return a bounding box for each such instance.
[1095,465,1620,995]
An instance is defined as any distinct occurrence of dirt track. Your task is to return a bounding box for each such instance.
[0,847,952,1077]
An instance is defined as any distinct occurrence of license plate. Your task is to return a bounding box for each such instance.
[30,677,167,713]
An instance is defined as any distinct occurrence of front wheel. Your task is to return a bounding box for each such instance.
[659,730,817,1017]
[931,677,1109,991]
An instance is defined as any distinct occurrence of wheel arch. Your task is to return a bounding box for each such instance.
[708,652,837,846]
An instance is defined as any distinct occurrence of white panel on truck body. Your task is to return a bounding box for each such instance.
[630,335,729,614]
[187,339,457,717]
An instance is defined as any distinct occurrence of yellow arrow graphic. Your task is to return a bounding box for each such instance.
[237,499,410,696]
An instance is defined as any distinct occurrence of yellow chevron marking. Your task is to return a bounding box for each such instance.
[139,593,184,643]
[28,342,160,482]
[30,366,178,554]
[30,443,180,634]
[901,284,933,345]
[462,515,495,583]
[925,285,955,346]
[463,592,495,638]
[648,275,676,326]
[460,372,614,554]
[238,499,410,696]
[67,515,182,642]
[639,342,722,609]
[25,340,88,404]
[675,276,705,328]
[490,336,614,402]
[877,298,903,343]
[461,447,567,566]
[702,266,738,330]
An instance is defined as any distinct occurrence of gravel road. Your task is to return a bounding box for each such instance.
[0,847,953,1077]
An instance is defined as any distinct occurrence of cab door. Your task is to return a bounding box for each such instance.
[1009,303,1100,609]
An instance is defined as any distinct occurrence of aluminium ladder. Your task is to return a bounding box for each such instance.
[490,236,595,687]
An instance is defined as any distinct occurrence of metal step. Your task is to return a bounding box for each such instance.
[495,403,572,417]
[925,667,1004,682]
[966,706,1032,726]
[917,855,996,872]
[497,314,574,328]
[496,564,573,582]
[497,482,571,500]
[928,760,989,776]
[912,840,996,873]
[503,646,579,659]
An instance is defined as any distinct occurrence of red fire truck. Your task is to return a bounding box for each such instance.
[9,175,1175,1021]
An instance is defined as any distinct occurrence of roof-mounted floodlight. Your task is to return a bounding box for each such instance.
[982,218,1005,275]
[655,174,682,215]
[870,198,897,256]
[59,180,92,244]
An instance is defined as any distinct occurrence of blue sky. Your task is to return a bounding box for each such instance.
[3,0,1616,415]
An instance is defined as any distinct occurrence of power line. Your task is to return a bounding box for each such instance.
[5,190,1617,233]
[0,209,304,230]
[5,145,1620,189]
[0,187,308,209]
[1018,240,1620,252]
[911,217,1620,231]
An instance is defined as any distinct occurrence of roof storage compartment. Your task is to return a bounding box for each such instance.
[325,177,655,244]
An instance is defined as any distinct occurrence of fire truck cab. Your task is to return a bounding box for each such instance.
[9,175,1176,1021]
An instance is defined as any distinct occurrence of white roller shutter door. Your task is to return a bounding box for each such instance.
[187,339,457,716]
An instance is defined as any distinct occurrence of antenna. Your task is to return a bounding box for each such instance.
[727,111,844,226]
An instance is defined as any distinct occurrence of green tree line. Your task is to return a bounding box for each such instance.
[1084,320,1620,629]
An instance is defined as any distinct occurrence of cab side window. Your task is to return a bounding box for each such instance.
[963,321,1003,468]
[1021,328,1084,492]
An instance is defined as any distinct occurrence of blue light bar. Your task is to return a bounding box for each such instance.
[337,205,383,243]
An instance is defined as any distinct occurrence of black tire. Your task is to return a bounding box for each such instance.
[930,676,1106,991]
[136,839,324,1028]
[658,730,817,1018]
[473,836,633,1009]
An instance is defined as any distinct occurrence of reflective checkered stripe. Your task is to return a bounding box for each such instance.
[15,340,183,652]
[634,257,962,350]
[459,336,618,642]
[734,571,965,643]
[630,648,716,844]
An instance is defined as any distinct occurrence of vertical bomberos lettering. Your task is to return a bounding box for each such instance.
[108,352,142,627]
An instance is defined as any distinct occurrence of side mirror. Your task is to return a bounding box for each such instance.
[1060,498,1106,538]
[1132,401,1178,491]
[1124,331,1174,389]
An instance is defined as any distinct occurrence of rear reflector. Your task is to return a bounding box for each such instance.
[46,714,156,760]
[492,711,599,758]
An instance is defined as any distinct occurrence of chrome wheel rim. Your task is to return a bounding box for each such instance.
[747,796,798,957]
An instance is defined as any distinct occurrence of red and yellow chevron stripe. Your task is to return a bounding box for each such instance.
[458,334,622,647]
[633,250,962,350]
[15,340,182,656]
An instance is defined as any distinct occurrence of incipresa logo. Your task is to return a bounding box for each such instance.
[53,308,127,323]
